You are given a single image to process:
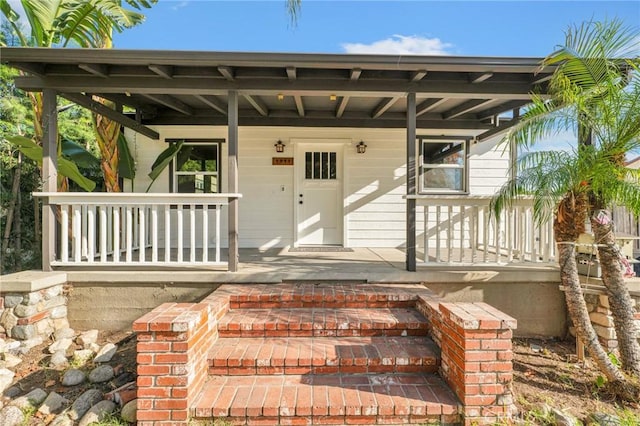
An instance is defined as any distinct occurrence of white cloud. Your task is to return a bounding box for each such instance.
[171,1,191,11]
[341,35,453,55]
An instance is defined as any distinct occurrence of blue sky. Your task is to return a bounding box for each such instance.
[113,1,640,57]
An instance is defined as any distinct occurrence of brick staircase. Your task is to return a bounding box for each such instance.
[133,283,518,426]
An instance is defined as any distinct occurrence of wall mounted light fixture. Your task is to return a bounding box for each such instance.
[356,141,367,154]
[274,140,285,153]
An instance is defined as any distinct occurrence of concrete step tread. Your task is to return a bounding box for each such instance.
[191,373,461,422]
[218,308,428,337]
[208,336,440,375]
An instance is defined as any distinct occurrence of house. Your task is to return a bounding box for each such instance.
[1,47,557,273]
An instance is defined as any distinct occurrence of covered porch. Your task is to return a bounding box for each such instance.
[0,47,556,273]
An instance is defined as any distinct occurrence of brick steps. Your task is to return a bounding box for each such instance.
[217,308,429,338]
[208,336,440,376]
[191,373,461,425]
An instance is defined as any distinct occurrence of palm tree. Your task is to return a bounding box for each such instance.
[492,19,640,395]
[1,0,156,191]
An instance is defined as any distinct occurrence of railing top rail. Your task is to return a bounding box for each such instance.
[33,192,242,205]
[405,194,543,207]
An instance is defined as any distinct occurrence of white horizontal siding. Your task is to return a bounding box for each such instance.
[125,126,510,249]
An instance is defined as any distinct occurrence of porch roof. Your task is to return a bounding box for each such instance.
[1,47,554,140]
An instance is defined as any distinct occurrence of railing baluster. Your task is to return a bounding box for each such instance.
[202,205,208,263]
[507,208,514,262]
[87,205,95,262]
[139,207,145,263]
[495,210,501,263]
[483,206,489,263]
[190,204,196,263]
[215,205,221,263]
[435,206,441,262]
[447,206,453,263]
[151,205,158,263]
[99,207,107,263]
[529,207,536,262]
[132,207,139,249]
[470,206,477,263]
[113,207,120,263]
[164,206,171,263]
[81,205,87,259]
[459,206,465,262]
[61,206,69,263]
[107,206,113,255]
[177,205,183,263]
[126,207,133,262]
[423,206,429,263]
[72,205,81,263]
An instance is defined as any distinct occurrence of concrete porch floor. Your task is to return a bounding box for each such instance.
[59,247,561,284]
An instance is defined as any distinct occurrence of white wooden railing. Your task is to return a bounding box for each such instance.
[34,193,241,268]
[409,195,555,265]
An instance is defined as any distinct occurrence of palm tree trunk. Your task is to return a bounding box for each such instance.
[93,97,121,193]
[557,241,628,384]
[591,211,640,377]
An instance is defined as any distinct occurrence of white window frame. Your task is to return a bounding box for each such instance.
[419,137,468,194]
[170,139,222,194]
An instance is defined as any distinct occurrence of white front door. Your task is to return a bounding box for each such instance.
[296,144,343,246]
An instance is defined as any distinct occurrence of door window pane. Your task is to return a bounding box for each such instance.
[305,151,338,180]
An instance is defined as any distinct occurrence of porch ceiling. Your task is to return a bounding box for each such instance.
[1,47,554,138]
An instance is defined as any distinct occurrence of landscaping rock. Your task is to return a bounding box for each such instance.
[41,295,65,310]
[10,324,36,340]
[44,285,63,299]
[551,407,580,426]
[48,338,73,354]
[49,414,73,426]
[120,399,137,423]
[69,388,103,420]
[88,365,114,383]
[3,295,23,308]
[72,349,94,366]
[10,387,47,409]
[13,303,37,318]
[50,305,67,320]
[78,400,117,426]
[19,336,43,352]
[76,329,99,347]
[590,412,621,426]
[50,351,69,368]
[23,292,43,305]
[61,369,86,387]
[4,340,20,352]
[3,386,21,398]
[0,405,24,426]
[0,368,15,394]
[0,353,22,369]
[54,327,75,340]
[0,310,18,333]
[94,343,117,363]
[38,391,68,415]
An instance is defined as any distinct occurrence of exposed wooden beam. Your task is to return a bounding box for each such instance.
[531,74,553,84]
[218,66,235,81]
[93,93,158,116]
[442,99,494,120]
[475,100,529,120]
[336,68,363,118]
[140,93,193,116]
[78,63,109,78]
[410,69,427,82]
[61,92,160,140]
[476,117,521,142]
[243,94,269,116]
[14,75,542,100]
[371,96,401,118]
[416,98,447,116]
[12,62,45,76]
[294,95,305,117]
[286,66,297,81]
[469,72,493,83]
[194,94,227,115]
[148,64,173,79]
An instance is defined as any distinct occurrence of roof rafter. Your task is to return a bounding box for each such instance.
[194,94,227,115]
[243,94,269,116]
[148,64,173,79]
[336,68,362,118]
[61,92,159,139]
[410,69,427,81]
[78,63,109,78]
[416,98,447,116]
[140,94,193,115]
[218,66,235,81]
[371,96,401,118]
[469,72,493,83]
[442,99,494,120]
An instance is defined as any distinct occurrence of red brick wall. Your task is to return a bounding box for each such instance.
[133,294,229,425]
[417,296,517,425]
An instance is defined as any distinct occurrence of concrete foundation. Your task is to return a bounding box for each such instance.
[66,282,218,331]
[424,282,567,337]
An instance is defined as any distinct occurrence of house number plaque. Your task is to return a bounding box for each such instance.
[272,157,294,166]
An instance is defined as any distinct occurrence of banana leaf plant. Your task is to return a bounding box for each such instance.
[145,140,184,192]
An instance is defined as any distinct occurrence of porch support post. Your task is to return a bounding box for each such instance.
[406,92,417,271]
[227,90,239,272]
[42,89,58,271]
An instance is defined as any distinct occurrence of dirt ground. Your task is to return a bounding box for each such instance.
[5,333,640,425]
